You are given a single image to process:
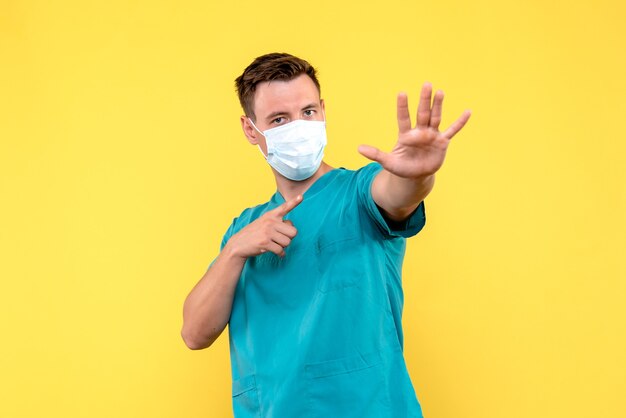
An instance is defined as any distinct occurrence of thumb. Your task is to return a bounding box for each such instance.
[358,145,388,165]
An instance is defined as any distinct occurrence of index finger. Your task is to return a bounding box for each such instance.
[272,194,303,217]
[442,110,472,139]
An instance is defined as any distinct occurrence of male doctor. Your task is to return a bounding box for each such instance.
[182,52,470,417]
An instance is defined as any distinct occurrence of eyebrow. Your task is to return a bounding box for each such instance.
[264,103,319,122]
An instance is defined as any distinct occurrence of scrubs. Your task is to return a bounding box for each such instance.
[219,163,426,418]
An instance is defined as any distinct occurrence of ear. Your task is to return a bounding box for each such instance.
[240,115,260,145]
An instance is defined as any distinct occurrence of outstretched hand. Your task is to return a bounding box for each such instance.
[358,82,471,179]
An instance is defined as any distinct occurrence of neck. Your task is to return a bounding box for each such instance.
[274,162,334,201]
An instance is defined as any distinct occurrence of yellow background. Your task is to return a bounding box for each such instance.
[1,0,625,417]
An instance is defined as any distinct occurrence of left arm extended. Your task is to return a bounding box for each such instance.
[358,82,471,221]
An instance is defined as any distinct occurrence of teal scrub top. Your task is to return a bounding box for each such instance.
[218,163,426,418]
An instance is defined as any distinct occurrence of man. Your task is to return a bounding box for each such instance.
[182,52,470,417]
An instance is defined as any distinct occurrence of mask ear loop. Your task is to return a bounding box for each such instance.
[248,117,264,136]
[248,117,269,159]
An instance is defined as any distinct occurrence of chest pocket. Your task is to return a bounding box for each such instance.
[315,226,365,293]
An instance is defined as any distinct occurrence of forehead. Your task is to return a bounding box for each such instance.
[253,74,320,117]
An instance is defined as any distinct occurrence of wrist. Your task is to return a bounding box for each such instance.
[221,239,248,266]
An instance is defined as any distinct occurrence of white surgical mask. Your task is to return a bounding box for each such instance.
[249,116,327,181]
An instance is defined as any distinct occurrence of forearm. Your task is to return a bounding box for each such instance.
[372,170,434,221]
[181,244,246,350]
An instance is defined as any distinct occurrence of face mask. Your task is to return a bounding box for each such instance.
[248,116,327,181]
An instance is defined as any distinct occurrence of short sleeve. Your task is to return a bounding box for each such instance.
[220,221,236,251]
[205,220,237,272]
[356,162,426,238]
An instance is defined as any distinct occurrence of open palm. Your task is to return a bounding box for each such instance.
[359,82,471,179]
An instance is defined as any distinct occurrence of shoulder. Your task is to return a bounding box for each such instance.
[334,162,382,176]
[219,198,275,249]
[230,200,273,231]
[355,162,383,175]
[354,162,384,180]
[327,163,383,188]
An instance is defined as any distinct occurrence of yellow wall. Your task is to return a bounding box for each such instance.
[1,1,624,417]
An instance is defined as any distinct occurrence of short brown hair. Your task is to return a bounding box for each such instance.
[235,52,320,121]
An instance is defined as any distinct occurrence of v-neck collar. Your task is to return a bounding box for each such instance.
[270,167,345,205]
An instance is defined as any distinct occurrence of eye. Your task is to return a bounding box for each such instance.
[303,109,315,117]
[271,117,285,125]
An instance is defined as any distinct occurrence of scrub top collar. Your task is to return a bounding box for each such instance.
[271,167,346,205]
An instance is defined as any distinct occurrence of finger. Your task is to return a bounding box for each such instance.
[271,232,292,248]
[273,195,303,217]
[442,110,472,139]
[276,221,298,238]
[263,241,285,257]
[416,82,433,128]
[430,90,444,130]
[397,93,411,133]
[358,145,390,166]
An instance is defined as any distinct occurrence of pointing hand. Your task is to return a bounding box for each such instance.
[226,195,303,259]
